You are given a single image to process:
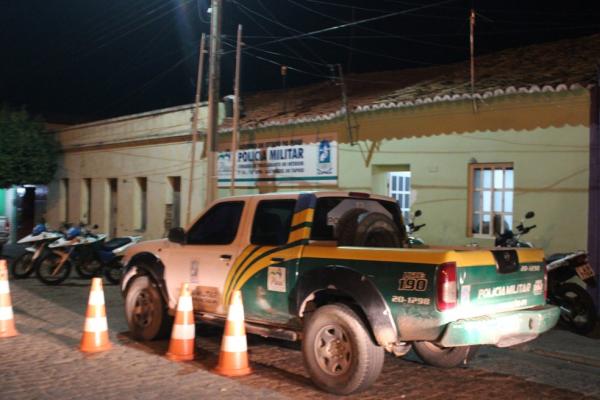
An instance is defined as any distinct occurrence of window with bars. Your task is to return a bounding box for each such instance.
[388,172,411,223]
[468,163,514,237]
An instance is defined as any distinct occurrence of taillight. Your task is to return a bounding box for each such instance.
[437,262,457,311]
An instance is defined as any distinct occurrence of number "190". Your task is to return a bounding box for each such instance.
[398,278,428,291]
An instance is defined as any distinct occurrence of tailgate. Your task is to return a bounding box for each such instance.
[453,248,546,314]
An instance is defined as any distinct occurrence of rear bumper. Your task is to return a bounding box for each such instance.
[439,305,560,348]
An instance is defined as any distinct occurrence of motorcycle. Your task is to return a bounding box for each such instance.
[407,209,427,248]
[36,224,107,285]
[495,211,597,335]
[36,224,140,285]
[10,222,64,279]
[96,235,143,284]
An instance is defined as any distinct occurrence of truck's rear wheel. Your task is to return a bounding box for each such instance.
[125,276,172,340]
[413,341,472,368]
[302,304,384,395]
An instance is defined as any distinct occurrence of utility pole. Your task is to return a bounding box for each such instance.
[205,0,222,206]
[186,33,206,225]
[336,64,355,145]
[230,24,243,196]
[469,8,478,113]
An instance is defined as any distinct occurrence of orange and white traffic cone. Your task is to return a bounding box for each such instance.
[0,260,18,338]
[166,283,195,361]
[214,290,252,377]
[80,277,112,352]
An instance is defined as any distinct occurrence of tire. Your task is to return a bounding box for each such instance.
[413,341,472,368]
[302,304,385,395]
[35,252,72,285]
[336,208,368,246]
[337,209,401,248]
[554,283,597,335]
[104,260,123,285]
[10,252,35,279]
[125,275,172,340]
[75,258,103,279]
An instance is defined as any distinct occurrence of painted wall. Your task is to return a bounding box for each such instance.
[46,104,214,239]
[0,189,5,215]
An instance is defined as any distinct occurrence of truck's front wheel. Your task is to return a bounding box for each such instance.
[413,341,472,368]
[125,276,172,340]
[302,304,384,395]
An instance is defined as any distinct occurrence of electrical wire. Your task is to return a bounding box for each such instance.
[287,0,464,51]
[232,0,436,65]
[234,2,327,74]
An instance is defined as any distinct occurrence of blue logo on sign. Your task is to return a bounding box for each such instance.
[317,140,332,174]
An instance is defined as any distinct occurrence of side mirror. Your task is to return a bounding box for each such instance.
[525,211,535,219]
[168,227,186,244]
[92,224,99,229]
[414,210,422,217]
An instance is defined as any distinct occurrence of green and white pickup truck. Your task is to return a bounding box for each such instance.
[121,191,559,394]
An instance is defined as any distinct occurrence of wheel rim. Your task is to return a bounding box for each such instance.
[133,289,155,328]
[314,324,353,376]
[40,256,67,279]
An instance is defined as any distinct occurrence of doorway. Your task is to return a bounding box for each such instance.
[108,178,118,238]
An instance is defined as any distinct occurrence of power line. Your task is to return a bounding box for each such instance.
[232,0,436,65]
[229,0,459,56]
[286,0,464,51]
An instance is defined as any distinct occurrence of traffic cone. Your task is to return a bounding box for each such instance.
[80,277,112,352]
[214,290,252,377]
[0,260,18,338]
[166,283,195,361]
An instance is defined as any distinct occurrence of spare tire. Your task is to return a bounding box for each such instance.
[337,209,401,248]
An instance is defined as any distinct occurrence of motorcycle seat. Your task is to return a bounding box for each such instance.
[102,237,132,251]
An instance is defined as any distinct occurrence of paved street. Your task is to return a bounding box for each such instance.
[1,275,600,399]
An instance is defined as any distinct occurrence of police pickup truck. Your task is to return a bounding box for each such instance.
[121,192,559,395]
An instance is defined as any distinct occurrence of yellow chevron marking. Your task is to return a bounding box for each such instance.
[230,246,302,295]
[288,227,311,243]
[292,208,314,226]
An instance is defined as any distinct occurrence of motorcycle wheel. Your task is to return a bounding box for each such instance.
[104,261,123,285]
[555,283,597,335]
[36,253,72,285]
[75,258,103,279]
[10,252,35,279]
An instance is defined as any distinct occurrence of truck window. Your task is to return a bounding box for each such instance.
[251,200,296,246]
[187,201,244,245]
[311,197,406,242]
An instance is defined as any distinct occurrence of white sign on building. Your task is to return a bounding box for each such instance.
[217,139,337,187]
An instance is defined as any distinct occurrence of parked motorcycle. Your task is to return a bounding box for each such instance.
[407,209,427,248]
[495,211,597,335]
[36,224,106,285]
[97,235,143,284]
[10,222,63,279]
[36,224,140,285]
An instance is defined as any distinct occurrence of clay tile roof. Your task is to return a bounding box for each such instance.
[221,33,600,132]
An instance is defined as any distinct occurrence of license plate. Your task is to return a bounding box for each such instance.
[575,264,595,280]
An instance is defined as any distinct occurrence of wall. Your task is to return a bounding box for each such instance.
[46,104,214,239]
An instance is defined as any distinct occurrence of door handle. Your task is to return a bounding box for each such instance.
[220,254,232,261]
[271,257,284,262]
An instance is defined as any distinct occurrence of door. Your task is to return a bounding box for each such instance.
[388,171,411,223]
[161,200,247,315]
[241,199,297,324]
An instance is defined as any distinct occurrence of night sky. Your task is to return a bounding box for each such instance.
[2,0,600,122]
